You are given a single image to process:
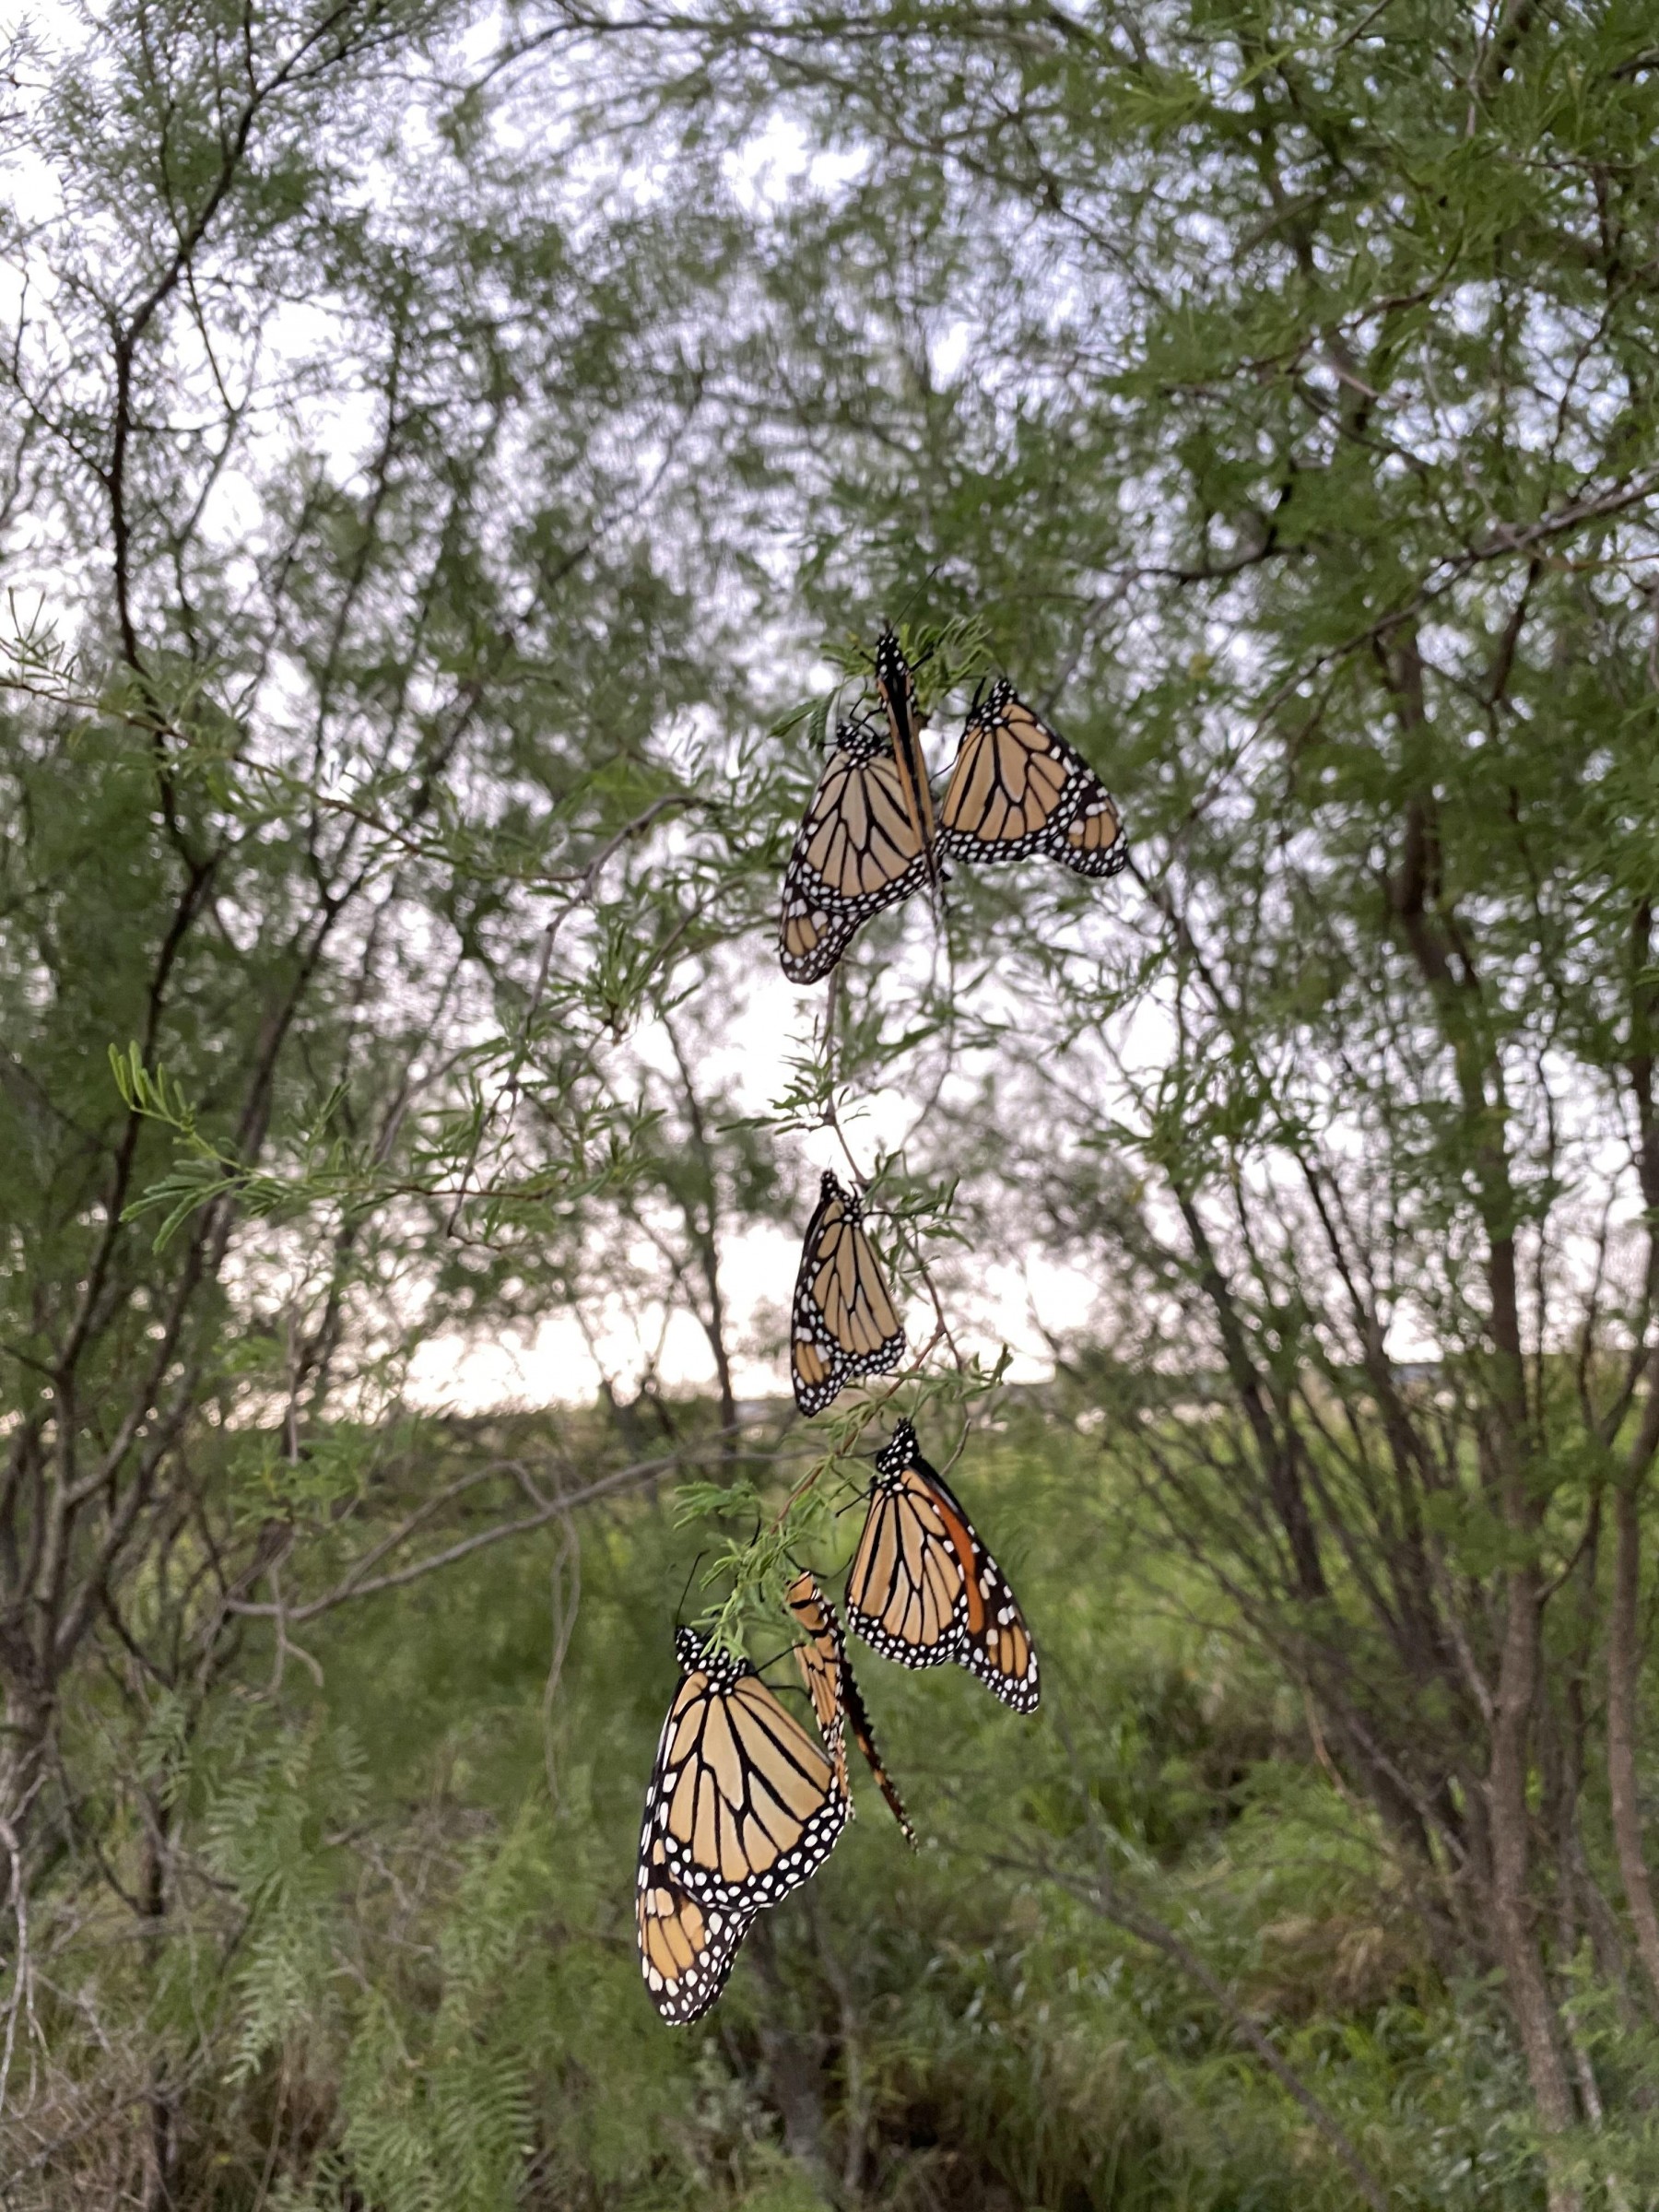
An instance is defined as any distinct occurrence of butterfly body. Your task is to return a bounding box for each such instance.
[846,1421,1039,1713]
[791,1171,905,1416]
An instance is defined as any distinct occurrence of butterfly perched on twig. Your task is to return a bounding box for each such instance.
[778,628,1125,982]
[636,1625,850,2022]
[938,677,1127,879]
[790,1171,905,1417]
[777,712,934,983]
[787,1569,916,1845]
[845,1419,1040,1713]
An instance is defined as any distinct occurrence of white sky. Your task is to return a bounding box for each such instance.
[405,955,1112,1415]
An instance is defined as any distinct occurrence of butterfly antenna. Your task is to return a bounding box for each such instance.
[674,1550,709,1630]
[890,566,939,635]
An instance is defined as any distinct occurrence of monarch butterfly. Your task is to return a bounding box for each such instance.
[845,1419,1040,1713]
[791,1171,906,1416]
[638,1625,850,1914]
[939,677,1126,878]
[636,1625,850,2021]
[873,624,941,885]
[787,1570,917,1845]
[778,716,932,982]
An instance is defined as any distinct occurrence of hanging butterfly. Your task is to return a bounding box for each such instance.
[845,1419,1039,1713]
[873,623,942,887]
[787,1569,917,1845]
[637,1625,850,1913]
[938,677,1126,878]
[778,713,933,982]
[791,1171,906,1417]
[636,1624,850,2021]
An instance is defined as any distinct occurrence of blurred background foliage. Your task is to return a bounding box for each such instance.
[28,1417,1569,2210]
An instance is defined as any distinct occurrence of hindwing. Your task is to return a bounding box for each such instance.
[636,1830,755,2024]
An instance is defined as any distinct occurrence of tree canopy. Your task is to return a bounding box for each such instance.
[5,4,1659,2207]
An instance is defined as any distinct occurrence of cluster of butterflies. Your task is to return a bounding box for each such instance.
[636,628,1127,2025]
[635,1418,1034,2024]
[778,623,1127,983]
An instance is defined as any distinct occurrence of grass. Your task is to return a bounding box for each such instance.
[18,1411,1563,2208]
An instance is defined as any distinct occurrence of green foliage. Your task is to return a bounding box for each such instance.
[10,4,1659,2207]
[33,1421,1600,2209]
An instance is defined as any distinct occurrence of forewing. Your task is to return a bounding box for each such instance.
[779,736,930,983]
[643,1655,849,1913]
[790,1181,848,1416]
[845,1470,967,1669]
[791,1180,905,1416]
[939,683,1125,879]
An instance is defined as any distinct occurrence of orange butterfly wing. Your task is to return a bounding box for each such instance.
[790,1172,905,1415]
[788,1570,915,1844]
[779,720,931,982]
[845,1421,1039,1713]
[940,679,1125,880]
